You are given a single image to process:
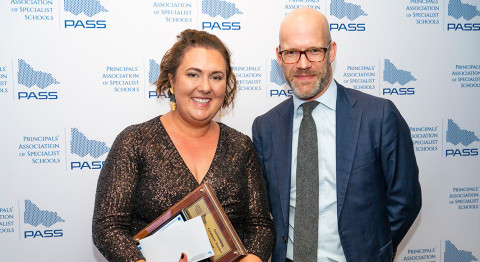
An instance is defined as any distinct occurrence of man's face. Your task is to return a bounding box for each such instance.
[277,21,336,100]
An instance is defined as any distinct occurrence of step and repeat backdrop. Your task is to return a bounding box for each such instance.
[1,0,479,261]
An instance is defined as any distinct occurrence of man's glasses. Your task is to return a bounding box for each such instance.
[278,41,332,64]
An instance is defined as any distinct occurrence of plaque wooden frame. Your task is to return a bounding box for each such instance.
[133,182,247,262]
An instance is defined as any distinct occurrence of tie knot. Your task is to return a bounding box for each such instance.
[301,101,319,116]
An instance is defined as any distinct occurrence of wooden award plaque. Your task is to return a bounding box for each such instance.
[133,182,247,262]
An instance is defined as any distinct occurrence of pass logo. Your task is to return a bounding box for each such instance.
[445,119,479,157]
[69,128,110,170]
[63,0,108,29]
[23,200,65,239]
[16,59,60,100]
[201,0,242,31]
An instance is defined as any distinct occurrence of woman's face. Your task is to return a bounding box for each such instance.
[169,47,227,126]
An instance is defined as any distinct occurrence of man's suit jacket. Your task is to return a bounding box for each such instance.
[252,83,422,262]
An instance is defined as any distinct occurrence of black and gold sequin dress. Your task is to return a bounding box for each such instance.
[92,116,274,262]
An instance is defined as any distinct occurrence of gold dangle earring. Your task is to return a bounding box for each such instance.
[169,87,176,111]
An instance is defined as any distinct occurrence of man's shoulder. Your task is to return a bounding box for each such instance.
[339,83,391,108]
[256,97,293,120]
[252,97,293,134]
[339,84,406,126]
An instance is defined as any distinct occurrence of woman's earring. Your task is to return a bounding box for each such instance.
[169,87,176,111]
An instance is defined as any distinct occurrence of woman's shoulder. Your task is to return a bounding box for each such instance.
[116,116,163,142]
[218,122,254,149]
[219,122,248,138]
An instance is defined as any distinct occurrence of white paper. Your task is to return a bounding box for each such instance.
[139,216,214,262]
[157,213,185,232]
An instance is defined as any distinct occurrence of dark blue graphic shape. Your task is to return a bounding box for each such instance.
[446,119,480,146]
[18,59,60,89]
[270,59,286,86]
[383,59,417,85]
[24,200,65,228]
[64,0,108,17]
[149,59,160,84]
[444,240,478,262]
[70,128,110,158]
[202,0,243,19]
[330,0,368,20]
[448,0,480,21]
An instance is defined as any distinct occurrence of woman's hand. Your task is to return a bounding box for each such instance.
[179,252,188,262]
[135,252,186,262]
[238,254,262,262]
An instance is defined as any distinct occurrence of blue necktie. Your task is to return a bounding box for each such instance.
[294,101,319,262]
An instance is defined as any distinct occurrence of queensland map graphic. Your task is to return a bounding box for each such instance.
[448,0,480,21]
[383,59,417,86]
[149,59,160,85]
[24,200,65,227]
[17,59,59,89]
[330,0,367,20]
[270,60,286,86]
[446,119,480,146]
[444,240,478,261]
[70,128,110,158]
[202,0,242,19]
[64,0,108,17]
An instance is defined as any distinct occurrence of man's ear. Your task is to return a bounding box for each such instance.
[276,46,283,65]
[328,41,337,64]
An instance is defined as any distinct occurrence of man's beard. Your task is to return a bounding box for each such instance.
[286,63,331,100]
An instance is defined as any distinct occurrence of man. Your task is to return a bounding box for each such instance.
[252,7,422,262]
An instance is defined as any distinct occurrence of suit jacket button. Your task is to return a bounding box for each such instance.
[282,236,287,243]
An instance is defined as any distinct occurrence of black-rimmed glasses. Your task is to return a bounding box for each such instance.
[278,41,332,64]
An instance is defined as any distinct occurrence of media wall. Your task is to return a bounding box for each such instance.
[1,0,479,261]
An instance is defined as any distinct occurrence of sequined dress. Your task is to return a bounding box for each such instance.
[92,116,275,262]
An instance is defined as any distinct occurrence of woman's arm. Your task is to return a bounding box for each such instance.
[240,138,275,262]
[92,126,146,262]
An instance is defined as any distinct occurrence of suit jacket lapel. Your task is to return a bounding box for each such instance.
[273,97,294,228]
[336,84,362,219]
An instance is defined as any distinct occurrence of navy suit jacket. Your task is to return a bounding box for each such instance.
[252,83,421,262]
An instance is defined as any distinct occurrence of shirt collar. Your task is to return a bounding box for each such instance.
[293,79,337,115]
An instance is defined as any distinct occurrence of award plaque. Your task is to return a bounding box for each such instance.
[133,182,247,262]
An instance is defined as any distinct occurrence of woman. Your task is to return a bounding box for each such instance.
[92,29,274,262]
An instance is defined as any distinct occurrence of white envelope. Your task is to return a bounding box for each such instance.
[139,216,214,262]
